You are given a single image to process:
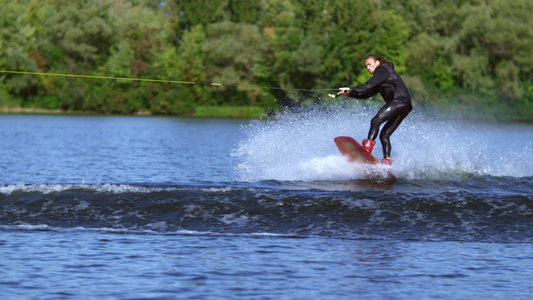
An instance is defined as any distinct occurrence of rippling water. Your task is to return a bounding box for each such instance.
[1,109,532,299]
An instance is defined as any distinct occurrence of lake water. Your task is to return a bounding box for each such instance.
[1,106,532,299]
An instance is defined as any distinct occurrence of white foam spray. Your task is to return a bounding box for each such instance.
[232,101,533,181]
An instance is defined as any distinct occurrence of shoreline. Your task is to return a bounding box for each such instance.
[0,107,153,116]
[2,106,531,123]
[0,107,263,119]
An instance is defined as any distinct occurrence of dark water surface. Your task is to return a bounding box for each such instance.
[1,112,532,299]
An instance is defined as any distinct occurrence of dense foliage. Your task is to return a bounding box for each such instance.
[1,0,532,121]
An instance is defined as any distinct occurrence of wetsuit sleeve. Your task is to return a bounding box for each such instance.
[348,66,390,99]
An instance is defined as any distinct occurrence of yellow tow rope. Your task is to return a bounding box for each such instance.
[1,70,346,97]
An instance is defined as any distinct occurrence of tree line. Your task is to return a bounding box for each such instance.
[1,0,532,121]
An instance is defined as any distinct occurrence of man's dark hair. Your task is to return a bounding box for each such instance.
[365,54,389,64]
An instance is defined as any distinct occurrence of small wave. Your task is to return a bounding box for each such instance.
[0,183,252,196]
[0,183,164,195]
[1,182,532,243]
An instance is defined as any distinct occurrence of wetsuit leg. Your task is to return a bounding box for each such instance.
[367,100,412,158]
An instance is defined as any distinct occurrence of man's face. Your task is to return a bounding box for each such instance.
[365,58,381,74]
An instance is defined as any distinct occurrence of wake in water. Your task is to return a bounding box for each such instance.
[232,101,533,181]
[1,181,532,242]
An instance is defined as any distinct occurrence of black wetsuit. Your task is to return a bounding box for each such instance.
[348,62,412,158]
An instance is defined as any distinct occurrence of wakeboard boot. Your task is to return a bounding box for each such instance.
[362,139,376,155]
[381,157,392,165]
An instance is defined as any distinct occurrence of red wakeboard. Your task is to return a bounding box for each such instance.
[334,136,379,164]
[334,136,396,180]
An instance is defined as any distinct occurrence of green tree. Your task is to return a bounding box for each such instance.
[258,0,321,105]
[372,10,410,73]
[321,0,379,88]
[485,0,533,100]
[450,0,533,100]
[172,24,210,111]
[0,1,39,99]
[45,0,113,67]
[173,0,229,34]
[204,21,268,105]
[382,0,437,37]
[228,0,261,23]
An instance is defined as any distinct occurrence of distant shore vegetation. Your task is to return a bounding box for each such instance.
[1,0,532,121]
